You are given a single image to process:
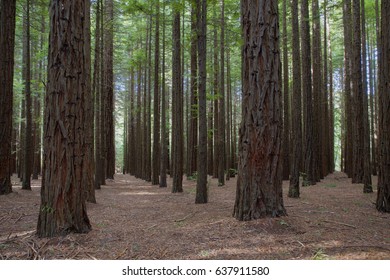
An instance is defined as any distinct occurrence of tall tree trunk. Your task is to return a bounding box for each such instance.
[328,16,335,173]
[343,0,353,177]
[0,0,16,195]
[104,0,115,179]
[289,0,302,198]
[93,0,102,188]
[226,44,232,180]
[160,1,167,188]
[301,0,315,186]
[312,0,322,181]
[196,0,207,204]
[218,0,226,186]
[351,0,364,184]
[282,0,290,181]
[376,0,390,212]
[367,26,377,176]
[213,4,219,179]
[152,1,161,185]
[37,0,91,237]
[360,0,373,193]
[171,9,183,193]
[187,2,198,179]
[233,0,286,220]
[84,0,96,203]
[322,0,330,176]
[22,0,32,190]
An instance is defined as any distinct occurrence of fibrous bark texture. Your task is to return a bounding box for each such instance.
[37,0,91,237]
[233,0,286,220]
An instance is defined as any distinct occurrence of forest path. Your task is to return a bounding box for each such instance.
[1,172,389,259]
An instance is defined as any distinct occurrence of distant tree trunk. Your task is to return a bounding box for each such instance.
[328,17,335,173]
[301,0,315,186]
[367,27,377,175]
[360,0,372,193]
[94,0,104,188]
[171,9,183,193]
[376,0,390,212]
[226,45,232,180]
[187,2,198,179]
[129,66,136,175]
[98,0,106,186]
[160,1,167,188]
[322,0,330,176]
[289,0,302,198]
[351,0,364,184]
[282,0,290,181]
[152,1,160,185]
[343,0,353,177]
[233,0,286,220]
[196,0,207,204]
[0,0,16,195]
[22,0,32,190]
[37,0,91,237]
[213,4,219,179]
[84,0,96,203]
[104,0,115,179]
[312,0,322,181]
[218,0,226,187]
[145,17,152,182]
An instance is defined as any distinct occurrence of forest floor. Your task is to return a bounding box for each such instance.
[0,171,389,260]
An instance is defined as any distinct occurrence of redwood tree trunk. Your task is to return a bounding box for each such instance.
[37,0,91,237]
[171,9,183,193]
[289,0,302,198]
[196,0,207,203]
[376,0,390,212]
[233,0,286,220]
[0,0,16,195]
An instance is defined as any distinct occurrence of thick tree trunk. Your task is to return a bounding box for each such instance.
[37,0,91,237]
[376,0,390,212]
[0,0,16,195]
[233,0,286,220]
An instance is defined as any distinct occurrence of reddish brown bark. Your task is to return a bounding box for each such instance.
[233,0,286,220]
[37,0,91,237]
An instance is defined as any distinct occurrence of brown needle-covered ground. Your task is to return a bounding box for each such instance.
[0,172,389,260]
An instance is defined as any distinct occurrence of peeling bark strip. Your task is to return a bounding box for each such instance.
[233,0,286,220]
[37,0,91,237]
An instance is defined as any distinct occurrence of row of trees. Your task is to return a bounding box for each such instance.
[1,0,389,237]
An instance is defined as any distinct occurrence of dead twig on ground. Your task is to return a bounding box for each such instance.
[321,220,357,229]
[174,211,199,223]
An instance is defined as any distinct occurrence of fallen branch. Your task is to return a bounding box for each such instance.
[174,211,198,223]
[321,220,357,229]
